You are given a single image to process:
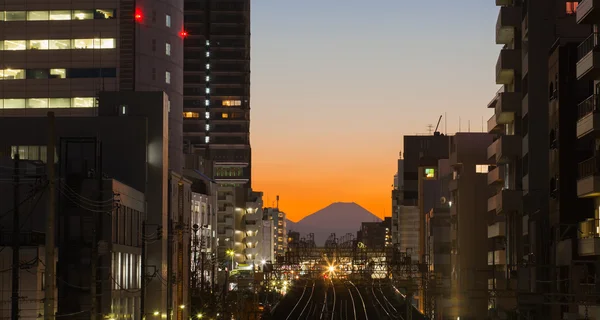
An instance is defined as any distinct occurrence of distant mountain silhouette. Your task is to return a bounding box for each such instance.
[286,202,381,246]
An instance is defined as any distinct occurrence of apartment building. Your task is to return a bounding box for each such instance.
[264,207,287,257]
[392,155,404,246]
[182,0,252,184]
[447,133,494,320]
[0,0,185,172]
[357,218,391,249]
[190,189,217,297]
[245,191,263,266]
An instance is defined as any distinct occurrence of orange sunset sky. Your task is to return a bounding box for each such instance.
[248,0,500,222]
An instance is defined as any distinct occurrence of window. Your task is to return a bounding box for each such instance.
[165,42,171,56]
[49,10,71,20]
[476,165,490,174]
[27,98,49,108]
[566,2,579,15]
[95,9,116,19]
[222,113,229,119]
[222,100,242,107]
[27,11,49,21]
[49,39,70,50]
[28,40,49,50]
[424,168,436,179]
[50,69,66,79]
[165,71,171,84]
[4,40,26,50]
[49,98,70,108]
[0,69,25,80]
[72,97,95,108]
[72,38,115,49]
[26,69,49,79]
[5,11,25,21]
[166,14,171,27]
[205,136,210,143]
[183,112,199,118]
[72,10,94,20]
[4,99,25,109]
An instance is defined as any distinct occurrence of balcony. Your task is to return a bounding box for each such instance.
[488,221,506,238]
[577,157,600,197]
[487,165,505,185]
[217,206,234,215]
[489,89,520,122]
[488,249,507,265]
[488,114,502,133]
[488,135,521,164]
[578,218,600,256]
[577,94,600,138]
[577,0,600,25]
[245,235,258,244]
[488,189,522,214]
[245,247,259,256]
[496,6,520,44]
[496,48,521,85]
[576,33,600,80]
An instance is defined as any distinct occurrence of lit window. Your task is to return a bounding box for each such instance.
[566,2,579,15]
[206,51,210,57]
[72,38,115,49]
[165,42,171,56]
[28,40,49,50]
[205,88,210,94]
[222,113,229,119]
[222,100,242,107]
[4,40,26,51]
[183,112,199,118]
[165,71,171,84]
[49,98,71,108]
[5,12,25,21]
[27,98,49,109]
[27,11,49,21]
[205,100,210,106]
[206,76,210,82]
[205,124,210,131]
[205,64,210,69]
[4,99,25,109]
[96,9,116,19]
[424,168,436,179]
[72,97,95,108]
[0,69,25,80]
[205,112,210,119]
[49,10,71,20]
[72,10,94,20]
[205,136,210,143]
[476,165,490,174]
[166,14,171,27]
[49,39,70,50]
[50,69,66,79]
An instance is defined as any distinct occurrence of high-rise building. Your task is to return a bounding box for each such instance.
[264,207,287,257]
[182,0,252,185]
[0,0,185,172]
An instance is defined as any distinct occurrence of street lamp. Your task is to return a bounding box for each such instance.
[227,249,235,270]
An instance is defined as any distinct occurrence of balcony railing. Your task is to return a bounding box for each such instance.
[579,218,600,239]
[578,94,599,120]
[578,33,600,61]
[578,156,600,179]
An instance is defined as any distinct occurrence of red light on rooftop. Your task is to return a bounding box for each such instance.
[179,30,188,38]
[134,9,143,22]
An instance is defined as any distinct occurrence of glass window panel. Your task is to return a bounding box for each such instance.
[26,69,49,79]
[100,38,115,49]
[165,71,171,84]
[72,10,94,20]
[0,12,5,21]
[49,39,70,50]
[95,9,115,19]
[48,98,70,108]
[27,98,49,109]
[50,69,66,79]
[4,40,26,51]
[49,10,71,20]
[28,146,39,161]
[5,11,25,21]
[28,40,49,50]
[72,39,92,49]
[1,69,25,80]
[3,99,25,109]
[18,146,27,160]
[49,98,70,108]
[27,11,49,21]
[72,97,95,108]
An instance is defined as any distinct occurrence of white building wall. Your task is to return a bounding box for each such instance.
[398,205,420,261]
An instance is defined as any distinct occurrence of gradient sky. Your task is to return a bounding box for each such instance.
[250,0,501,222]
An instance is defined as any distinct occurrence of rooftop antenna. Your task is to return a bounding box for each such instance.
[459,117,461,132]
[445,112,447,135]
[426,124,434,135]
[399,151,402,159]
[276,195,279,210]
[468,120,471,132]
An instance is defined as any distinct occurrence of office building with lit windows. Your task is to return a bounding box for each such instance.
[264,207,287,258]
[0,0,185,173]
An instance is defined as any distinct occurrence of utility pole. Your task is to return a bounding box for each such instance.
[11,153,19,320]
[141,220,146,319]
[90,141,103,320]
[45,112,56,320]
